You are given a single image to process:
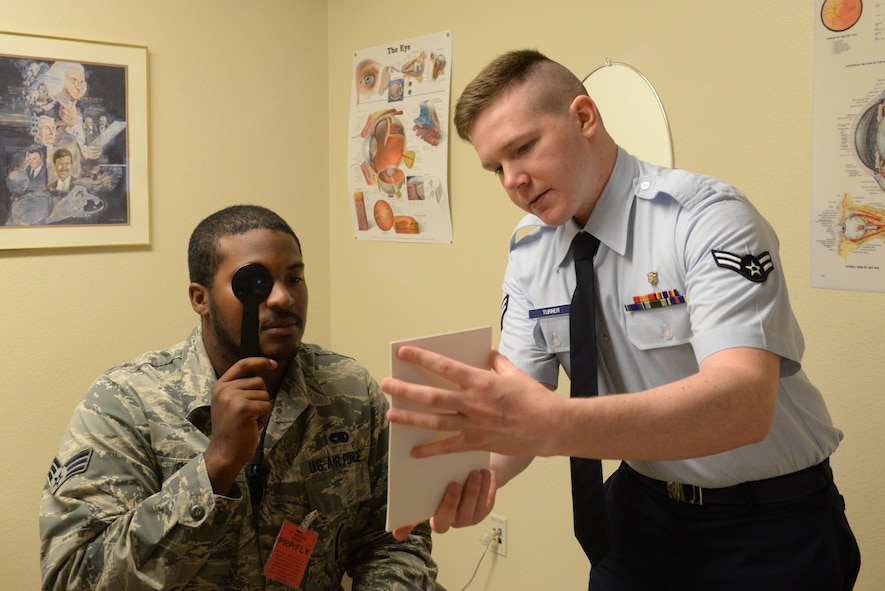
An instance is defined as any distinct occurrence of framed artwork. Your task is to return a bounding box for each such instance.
[0,31,149,250]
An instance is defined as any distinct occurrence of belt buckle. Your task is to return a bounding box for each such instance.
[666,481,703,505]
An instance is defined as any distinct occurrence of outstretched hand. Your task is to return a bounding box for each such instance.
[381,347,563,459]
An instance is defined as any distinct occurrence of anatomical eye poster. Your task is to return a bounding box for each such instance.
[811,0,885,292]
[347,30,453,243]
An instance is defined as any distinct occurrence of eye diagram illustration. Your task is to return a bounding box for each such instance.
[821,0,862,32]
[412,101,442,146]
[430,52,446,80]
[359,108,415,198]
[401,50,425,82]
[837,192,885,258]
[354,59,380,104]
[851,92,885,191]
[354,51,448,105]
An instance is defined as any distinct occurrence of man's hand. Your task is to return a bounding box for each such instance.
[381,347,562,459]
[392,469,497,541]
[203,357,278,494]
[57,100,79,128]
[383,345,782,463]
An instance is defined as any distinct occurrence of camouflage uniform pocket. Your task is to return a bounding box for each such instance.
[302,450,372,516]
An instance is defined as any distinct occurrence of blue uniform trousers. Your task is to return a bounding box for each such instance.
[588,461,860,590]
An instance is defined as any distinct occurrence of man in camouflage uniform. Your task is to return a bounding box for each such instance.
[40,205,438,590]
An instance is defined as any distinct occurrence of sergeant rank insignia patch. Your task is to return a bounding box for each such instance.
[47,448,93,494]
[711,250,773,283]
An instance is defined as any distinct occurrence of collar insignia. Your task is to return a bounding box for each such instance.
[711,249,773,283]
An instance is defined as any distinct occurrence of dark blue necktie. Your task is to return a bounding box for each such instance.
[569,231,610,567]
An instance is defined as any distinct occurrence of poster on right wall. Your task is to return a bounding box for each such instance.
[811,0,885,292]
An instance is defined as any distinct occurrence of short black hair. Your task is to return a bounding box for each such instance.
[187,205,301,287]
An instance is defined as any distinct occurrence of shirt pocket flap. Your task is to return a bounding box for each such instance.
[302,450,371,515]
[624,306,692,350]
[534,314,571,353]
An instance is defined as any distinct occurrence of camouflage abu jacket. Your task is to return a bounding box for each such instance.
[40,325,437,590]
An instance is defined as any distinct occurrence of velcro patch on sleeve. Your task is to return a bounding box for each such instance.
[47,448,93,494]
[711,250,773,283]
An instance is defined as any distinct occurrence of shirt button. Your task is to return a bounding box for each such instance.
[602,333,611,342]
[662,325,673,339]
[190,505,206,520]
[640,181,650,190]
[552,333,561,347]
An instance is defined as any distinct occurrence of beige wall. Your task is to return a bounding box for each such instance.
[2,1,883,589]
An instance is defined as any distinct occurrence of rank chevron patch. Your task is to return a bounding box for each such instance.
[711,249,774,283]
[500,293,509,330]
[47,448,93,494]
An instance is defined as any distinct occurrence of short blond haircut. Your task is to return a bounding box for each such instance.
[453,49,588,142]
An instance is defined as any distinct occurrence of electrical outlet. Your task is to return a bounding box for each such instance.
[490,514,507,557]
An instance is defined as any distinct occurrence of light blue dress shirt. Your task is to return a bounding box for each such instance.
[499,148,841,486]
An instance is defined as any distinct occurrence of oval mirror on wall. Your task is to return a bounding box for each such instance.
[582,59,674,168]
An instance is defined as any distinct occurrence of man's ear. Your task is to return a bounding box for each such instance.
[189,283,210,316]
[571,95,600,137]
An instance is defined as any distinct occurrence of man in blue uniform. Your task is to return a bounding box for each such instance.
[383,50,860,589]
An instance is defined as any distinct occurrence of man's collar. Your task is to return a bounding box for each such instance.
[552,147,638,266]
[582,146,637,257]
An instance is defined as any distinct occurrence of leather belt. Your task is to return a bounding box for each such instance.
[623,459,832,506]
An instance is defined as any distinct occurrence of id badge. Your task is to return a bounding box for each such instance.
[264,511,319,587]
